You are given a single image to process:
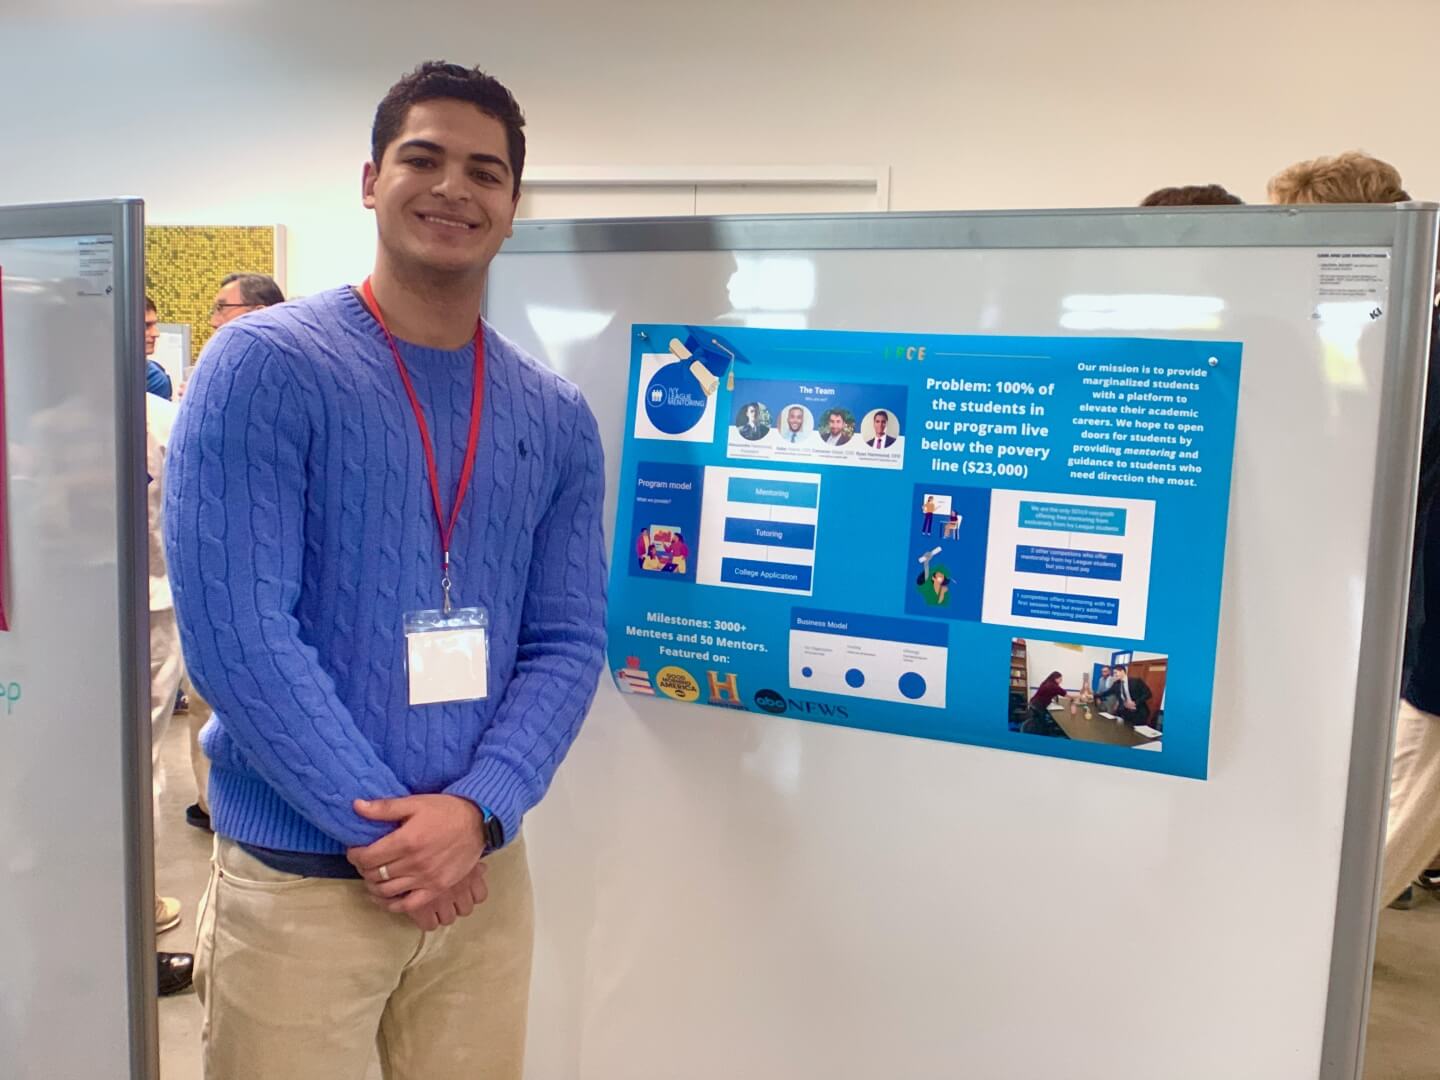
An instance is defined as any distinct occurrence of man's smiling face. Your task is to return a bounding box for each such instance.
[363,98,518,280]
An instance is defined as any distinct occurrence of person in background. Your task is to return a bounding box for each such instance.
[178,271,288,831]
[1118,675,1153,727]
[166,61,606,1078]
[144,298,172,400]
[1270,150,1438,907]
[1098,665,1133,712]
[1139,184,1244,207]
[208,271,286,330]
[144,303,193,996]
[1023,671,1068,736]
[1267,150,1409,204]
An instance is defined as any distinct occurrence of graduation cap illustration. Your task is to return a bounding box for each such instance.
[667,328,747,395]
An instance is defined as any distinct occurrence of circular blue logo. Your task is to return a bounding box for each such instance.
[754,689,787,714]
[898,672,927,700]
[645,364,709,435]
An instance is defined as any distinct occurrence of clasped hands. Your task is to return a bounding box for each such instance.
[347,794,490,932]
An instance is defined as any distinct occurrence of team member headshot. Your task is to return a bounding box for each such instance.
[820,407,852,446]
[166,61,607,1080]
[735,401,770,441]
[865,409,898,449]
[778,404,809,444]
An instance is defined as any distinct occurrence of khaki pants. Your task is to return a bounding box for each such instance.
[1381,699,1440,904]
[149,609,184,804]
[183,675,213,813]
[195,835,533,1080]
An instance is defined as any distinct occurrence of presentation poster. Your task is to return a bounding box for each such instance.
[607,324,1242,778]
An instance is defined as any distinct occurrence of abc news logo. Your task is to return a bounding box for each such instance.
[753,688,849,720]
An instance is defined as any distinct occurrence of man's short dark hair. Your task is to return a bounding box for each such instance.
[144,296,157,314]
[220,272,285,307]
[1140,184,1244,207]
[372,61,526,198]
[875,410,889,422]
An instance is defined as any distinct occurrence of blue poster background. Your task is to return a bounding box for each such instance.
[607,324,1243,779]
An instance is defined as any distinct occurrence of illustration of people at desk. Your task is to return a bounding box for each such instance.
[637,525,689,574]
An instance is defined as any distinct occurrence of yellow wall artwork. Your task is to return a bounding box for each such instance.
[144,225,282,361]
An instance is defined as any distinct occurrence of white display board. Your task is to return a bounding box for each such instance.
[0,203,154,1079]
[488,208,1437,1080]
[153,323,190,392]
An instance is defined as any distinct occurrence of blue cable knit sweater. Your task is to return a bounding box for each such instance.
[163,286,607,853]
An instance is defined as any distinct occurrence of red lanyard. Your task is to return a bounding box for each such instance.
[360,277,484,613]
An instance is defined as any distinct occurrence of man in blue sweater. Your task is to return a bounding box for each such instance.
[144,298,173,400]
[165,62,607,1079]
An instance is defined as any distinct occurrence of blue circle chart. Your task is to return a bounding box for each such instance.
[898,672,927,700]
[845,668,866,688]
[801,666,813,678]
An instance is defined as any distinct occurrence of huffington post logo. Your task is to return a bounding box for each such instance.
[707,670,746,709]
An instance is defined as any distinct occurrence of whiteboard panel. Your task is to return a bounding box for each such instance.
[488,224,1427,1080]
[0,210,151,1079]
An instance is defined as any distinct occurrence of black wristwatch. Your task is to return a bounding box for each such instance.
[482,808,505,851]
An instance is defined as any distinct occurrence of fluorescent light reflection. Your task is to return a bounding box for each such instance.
[727,257,816,311]
[522,304,615,381]
[1061,294,1225,331]
[720,256,814,330]
[1313,301,1378,389]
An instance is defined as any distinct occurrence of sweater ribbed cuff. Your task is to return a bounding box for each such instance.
[443,757,532,850]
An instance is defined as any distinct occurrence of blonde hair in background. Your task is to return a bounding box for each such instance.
[1267,151,1409,205]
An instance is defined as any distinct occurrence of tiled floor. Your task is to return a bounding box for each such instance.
[1365,886,1440,1079]
[151,719,1439,1079]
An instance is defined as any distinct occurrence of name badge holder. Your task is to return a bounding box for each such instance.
[404,607,489,705]
[361,277,490,706]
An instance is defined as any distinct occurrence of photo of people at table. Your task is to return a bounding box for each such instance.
[1008,638,1168,750]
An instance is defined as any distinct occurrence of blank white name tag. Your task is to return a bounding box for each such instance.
[404,607,489,705]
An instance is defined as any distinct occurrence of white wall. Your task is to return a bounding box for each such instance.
[1023,639,1106,692]
[1,0,1435,296]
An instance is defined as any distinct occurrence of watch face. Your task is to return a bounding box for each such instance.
[485,815,505,850]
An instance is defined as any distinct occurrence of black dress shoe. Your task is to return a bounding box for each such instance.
[158,952,194,996]
[185,803,213,832]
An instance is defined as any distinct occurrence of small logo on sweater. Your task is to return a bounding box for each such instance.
[656,665,701,702]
